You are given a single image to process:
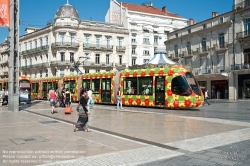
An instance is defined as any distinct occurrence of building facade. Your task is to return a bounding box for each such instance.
[0,2,130,80]
[232,0,250,99]
[105,0,188,66]
[166,0,250,100]
[0,40,9,79]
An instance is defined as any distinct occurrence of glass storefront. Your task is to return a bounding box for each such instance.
[238,74,250,99]
[211,80,228,99]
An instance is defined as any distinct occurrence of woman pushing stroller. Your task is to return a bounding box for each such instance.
[73,90,90,132]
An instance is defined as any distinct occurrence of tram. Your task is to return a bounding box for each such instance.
[29,65,204,109]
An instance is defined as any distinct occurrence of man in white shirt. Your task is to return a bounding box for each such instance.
[204,90,211,105]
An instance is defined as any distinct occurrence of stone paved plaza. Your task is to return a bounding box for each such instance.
[0,100,250,166]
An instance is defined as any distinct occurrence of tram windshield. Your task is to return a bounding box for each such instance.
[185,72,201,96]
[171,76,192,96]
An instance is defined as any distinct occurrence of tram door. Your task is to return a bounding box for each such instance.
[101,78,111,102]
[155,76,165,105]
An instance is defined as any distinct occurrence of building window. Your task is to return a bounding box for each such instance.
[35,72,37,78]
[106,37,111,48]
[60,68,64,77]
[95,54,100,64]
[40,70,42,78]
[219,17,224,24]
[174,45,178,57]
[96,36,100,48]
[218,54,225,72]
[25,59,27,66]
[40,55,43,62]
[60,33,65,45]
[188,29,191,34]
[175,33,178,38]
[106,54,109,65]
[60,52,65,61]
[40,38,43,47]
[143,38,150,44]
[70,33,75,45]
[219,33,225,48]
[30,41,32,49]
[143,59,149,63]
[143,29,149,33]
[70,68,74,75]
[96,69,100,72]
[187,42,191,55]
[164,31,169,35]
[143,50,150,55]
[119,55,122,65]
[46,54,48,63]
[186,58,192,65]
[85,35,90,47]
[132,58,136,65]
[46,69,48,77]
[118,38,123,47]
[46,36,48,46]
[85,69,89,73]
[203,24,206,29]
[201,38,207,52]
[30,58,32,65]
[35,40,37,48]
[70,53,74,63]
[25,43,27,51]
[154,38,158,45]
[244,18,250,34]
[132,47,136,55]
[131,38,136,43]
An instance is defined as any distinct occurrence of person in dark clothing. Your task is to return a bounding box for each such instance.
[65,88,71,107]
[73,91,90,132]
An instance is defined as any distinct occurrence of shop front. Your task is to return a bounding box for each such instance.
[211,80,228,99]
[238,74,250,99]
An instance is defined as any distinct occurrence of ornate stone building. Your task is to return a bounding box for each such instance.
[0,1,129,80]
[105,0,188,66]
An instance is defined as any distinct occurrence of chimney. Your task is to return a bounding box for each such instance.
[212,12,218,17]
[189,18,193,26]
[162,6,166,13]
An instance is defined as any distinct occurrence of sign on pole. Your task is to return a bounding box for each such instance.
[0,0,10,28]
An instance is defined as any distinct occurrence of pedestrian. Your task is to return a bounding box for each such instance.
[3,88,8,106]
[73,90,90,132]
[65,88,71,107]
[87,88,93,106]
[116,87,123,109]
[204,90,211,106]
[49,88,57,114]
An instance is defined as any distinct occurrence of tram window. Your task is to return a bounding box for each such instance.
[92,79,100,94]
[124,78,137,95]
[186,72,201,95]
[82,80,90,91]
[32,83,39,93]
[171,76,191,96]
[138,77,153,95]
[64,80,76,93]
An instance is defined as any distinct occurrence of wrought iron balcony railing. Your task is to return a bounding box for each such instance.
[231,63,250,70]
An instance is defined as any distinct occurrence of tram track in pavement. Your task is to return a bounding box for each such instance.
[21,108,192,154]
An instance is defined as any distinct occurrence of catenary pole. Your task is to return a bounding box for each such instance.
[8,0,19,111]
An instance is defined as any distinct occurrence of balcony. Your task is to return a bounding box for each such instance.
[213,43,228,53]
[197,46,209,55]
[231,63,250,70]
[20,46,49,55]
[131,41,137,45]
[142,42,150,45]
[183,50,193,57]
[131,52,137,57]
[83,44,113,51]
[233,0,250,11]
[0,60,8,66]
[115,63,126,70]
[19,63,49,70]
[50,60,71,67]
[116,46,126,52]
[51,42,79,49]
[236,30,250,40]
[131,29,138,34]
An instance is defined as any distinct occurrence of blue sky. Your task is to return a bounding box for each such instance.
[0,0,233,43]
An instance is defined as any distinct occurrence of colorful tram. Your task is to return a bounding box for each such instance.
[28,65,204,109]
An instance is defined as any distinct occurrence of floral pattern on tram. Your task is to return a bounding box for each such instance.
[82,71,115,103]
[120,66,204,109]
